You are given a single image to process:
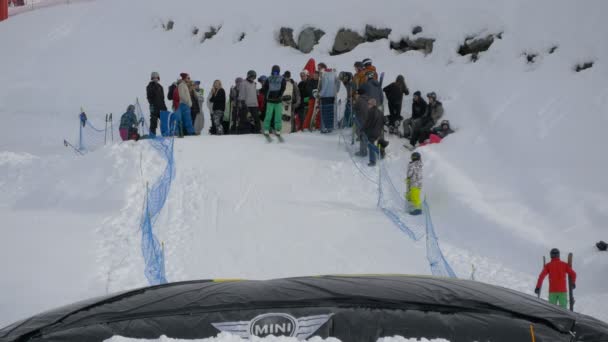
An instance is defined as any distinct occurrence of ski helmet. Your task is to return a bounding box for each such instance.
[411,152,421,161]
[441,120,450,128]
[427,92,437,99]
[247,70,257,79]
[362,58,372,66]
[413,90,421,97]
[366,71,376,79]
[550,248,560,258]
[151,72,160,80]
[354,61,363,69]
[271,65,280,76]
[283,71,291,79]
[257,75,267,83]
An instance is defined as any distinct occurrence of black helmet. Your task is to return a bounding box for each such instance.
[441,120,450,128]
[354,61,363,68]
[550,248,560,258]
[362,58,372,66]
[427,92,437,99]
[247,70,257,79]
[271,65,280,75]
[411,152,421,161]
[413,90,421,97]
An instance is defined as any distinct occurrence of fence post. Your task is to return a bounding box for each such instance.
[0,0,8,22]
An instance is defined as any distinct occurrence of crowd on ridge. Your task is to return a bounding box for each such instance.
[118,58,456,215]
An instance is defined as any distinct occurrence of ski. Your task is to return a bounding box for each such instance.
[538,256,546,298]
[568,253,575,311]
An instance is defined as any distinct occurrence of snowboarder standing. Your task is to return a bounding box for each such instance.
[261,65,287,137]
[174,73,195,137]
[362,98,384,166]
[535,248,577,309]
[209,80,226,135]
[406,152,423,215]
[238,70,262,134]
[383,74,409,130]
[146,72,167,136]
[317,63,340,133]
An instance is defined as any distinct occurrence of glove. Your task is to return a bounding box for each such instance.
[571,283,576,290]
[534,288,540,295]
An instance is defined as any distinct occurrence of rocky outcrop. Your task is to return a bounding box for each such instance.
[390,37,435,55]
[575,61,593,72]
[412,26,423,35]
[201,25,221,43]
[458,33,502,61]
[163,20,174,31]
[365,25,391,42]
[297,27,325,53]
[279,27,297,49]
[331,29,366,55]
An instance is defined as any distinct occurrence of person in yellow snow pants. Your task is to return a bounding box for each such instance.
[405,152,423,215]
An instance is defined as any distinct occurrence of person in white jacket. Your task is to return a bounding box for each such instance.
[175,73,195,136]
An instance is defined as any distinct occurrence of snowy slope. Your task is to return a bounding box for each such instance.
[1,0,607,329]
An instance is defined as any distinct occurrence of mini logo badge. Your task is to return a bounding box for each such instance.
[212,313,333,340]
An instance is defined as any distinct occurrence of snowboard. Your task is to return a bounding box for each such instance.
[568,253,575,311]
[281,81,294,135]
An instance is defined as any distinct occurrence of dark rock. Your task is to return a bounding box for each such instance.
[238,32,246,42]
[331,29,366,55]
[163,20,174,31]
[201,25,221,43]
[548,45,558,54]
[298,27,325,53]
[524,52,537,64]
[192,27,199,36]
[365,25,392,42]
[390,37,435,55]
[458,34,496,61]
[575,61,593,72]
[412,26,423,35]
[279,27,297,48]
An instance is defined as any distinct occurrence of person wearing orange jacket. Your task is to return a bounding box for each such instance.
[535,248,576,309]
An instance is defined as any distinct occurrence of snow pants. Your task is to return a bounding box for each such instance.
[319,97,335,132]
[175,103,194,135]
[211,110,224,135]
[264,102,282,133]
[549,292,568,309]
[406,185,422,210]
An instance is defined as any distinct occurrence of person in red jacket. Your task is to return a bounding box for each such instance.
[535,248,576,309]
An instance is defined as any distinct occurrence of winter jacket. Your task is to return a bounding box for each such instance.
[353,71,367,92]
[238,79,259,107]
[536,258,577,293]
[190,90,201,117]
[360,79,383,105]
[210,88,226,112]
[178,80,192,107]
[383,81,409,106]
[119,109,138,130]
[407,159,423,189]
[146,81,167,112]
[318,70,340,98]
[363,105,384,142]
[286,79,301,109]
[298,80,312,101]
[354,94,370,128]
[411,98,428,120]
[431,126,454,139]
[422,101,444,126]
[262,75,287,103]
[364,65,378,80]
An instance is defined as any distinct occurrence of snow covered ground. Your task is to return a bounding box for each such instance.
[0,0,607,333]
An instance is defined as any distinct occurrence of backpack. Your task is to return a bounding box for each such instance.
[268,75,283,93]
[168,83,176,101]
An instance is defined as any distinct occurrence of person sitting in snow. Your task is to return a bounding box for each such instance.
[405,152,423,215]
[403,90,428,139]
[119,104,140,141]
[261,65,287,137]
[408,92,444,148]
[535,248,576,309]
